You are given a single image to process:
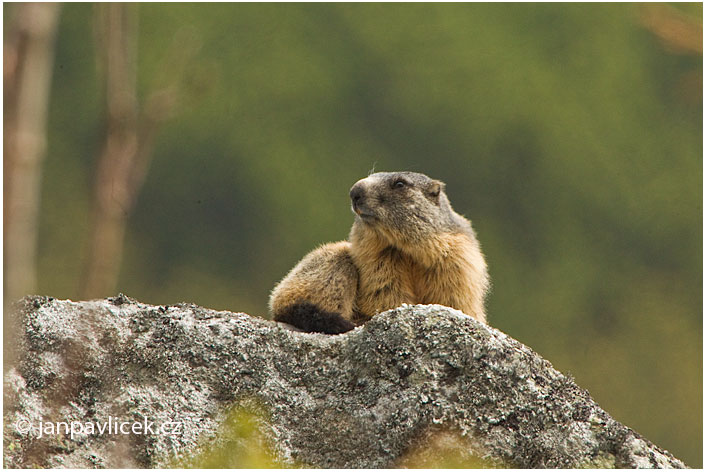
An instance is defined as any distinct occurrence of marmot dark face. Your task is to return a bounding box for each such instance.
[349,172,457,243]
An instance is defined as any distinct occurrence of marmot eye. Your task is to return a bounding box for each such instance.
[393,179,407,189]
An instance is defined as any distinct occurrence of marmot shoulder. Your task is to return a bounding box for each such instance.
[269,171,490,334]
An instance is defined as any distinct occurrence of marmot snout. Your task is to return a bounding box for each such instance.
[270,171,490,334]
[349,172,458,245]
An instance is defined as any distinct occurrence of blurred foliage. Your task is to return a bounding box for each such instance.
[8,2,701,467]
[397,429,508,468]
[175,402,502,468]
[173,401,293,468]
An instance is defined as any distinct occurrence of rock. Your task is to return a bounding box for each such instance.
[3,296,686,468]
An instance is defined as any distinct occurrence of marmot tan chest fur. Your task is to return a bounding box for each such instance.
[269,171,490,334]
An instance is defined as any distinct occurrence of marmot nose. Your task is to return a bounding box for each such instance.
[349,183,366,205]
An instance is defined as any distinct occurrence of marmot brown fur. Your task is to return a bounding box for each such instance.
[269,171,490,334]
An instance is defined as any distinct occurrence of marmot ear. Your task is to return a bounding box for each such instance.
[428,180,445,201]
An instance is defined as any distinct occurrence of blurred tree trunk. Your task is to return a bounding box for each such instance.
[4,2,61,304]
[81,4,185,299]
[80,3,140,299]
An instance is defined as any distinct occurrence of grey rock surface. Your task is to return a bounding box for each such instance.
[4,295,686,468]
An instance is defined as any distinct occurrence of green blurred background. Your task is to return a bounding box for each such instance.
[10,3,704,466]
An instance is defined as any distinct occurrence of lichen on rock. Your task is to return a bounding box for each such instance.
[3,296,686,468]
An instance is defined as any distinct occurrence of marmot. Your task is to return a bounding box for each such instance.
[269,171,490,334]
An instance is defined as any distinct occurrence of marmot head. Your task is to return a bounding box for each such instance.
[349,171,459,244]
